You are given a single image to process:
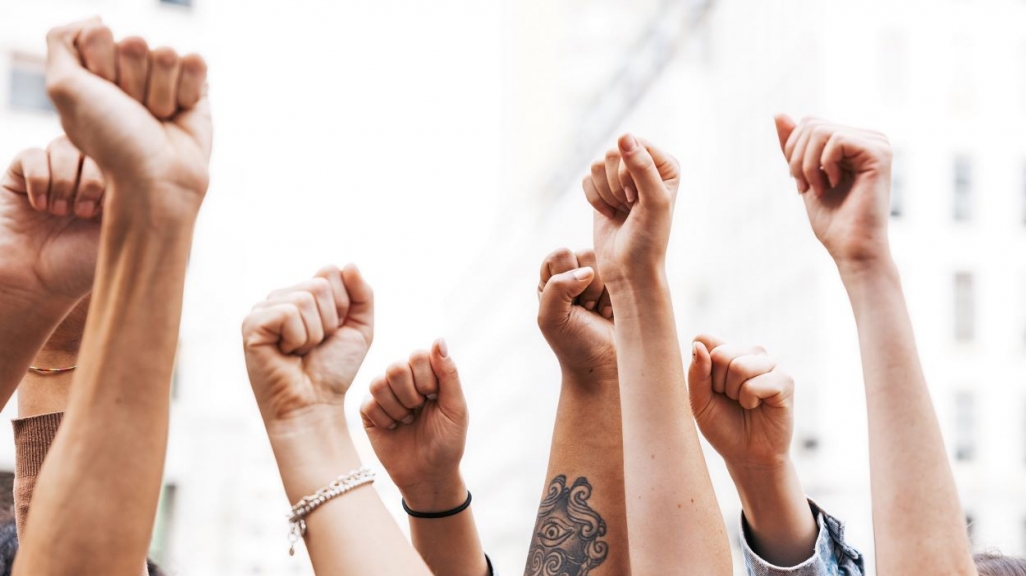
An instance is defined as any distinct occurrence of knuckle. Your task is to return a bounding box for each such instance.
[309,278,331,299]
[368,378,388,395]
[385,362,407,380]
[408,350,431,366]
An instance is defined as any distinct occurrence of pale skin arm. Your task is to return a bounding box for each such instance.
[690,335,817,567]
[361,343,487,576]
[14,18,212,576]
[776,115,977,576]
[585,135,732,575]
[527,248,629,575]
[244,267,431,576]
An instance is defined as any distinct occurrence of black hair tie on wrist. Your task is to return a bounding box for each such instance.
[402,491,472,519]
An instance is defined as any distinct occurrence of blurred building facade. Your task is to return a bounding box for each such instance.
[2,0,1026,575]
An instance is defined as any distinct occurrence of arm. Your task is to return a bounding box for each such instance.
[526,247,628,575]
[0,137,103,410]
[584,136,732,574]
[360,342,488,576]
[690,335,863,575]
[243,266,431,576]
[775,115,977,576]
[15,19,212,575]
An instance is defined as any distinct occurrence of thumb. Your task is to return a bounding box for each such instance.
[617,134,678,208]
[430,339,466,416]
[774,114,797,156]
[538,267,594,328]
[687,341,715,415]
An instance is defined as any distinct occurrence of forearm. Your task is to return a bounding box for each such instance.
[526,371,628,575]
[268,412,431,576]
[730,460,818,567]
[840,259,976,576]
[15,203,194,576]
[610,276,731,575]
[405,476,488,576]
[0,294,72,411]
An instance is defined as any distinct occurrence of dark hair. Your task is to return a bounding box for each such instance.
[976,553,1026,576]
[0,518,166,576]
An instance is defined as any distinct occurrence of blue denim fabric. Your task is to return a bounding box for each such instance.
[740,500,865,576]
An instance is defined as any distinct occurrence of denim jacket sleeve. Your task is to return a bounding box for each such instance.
[740,499,866,576]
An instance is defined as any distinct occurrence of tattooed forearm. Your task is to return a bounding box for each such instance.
[525,475,609,576]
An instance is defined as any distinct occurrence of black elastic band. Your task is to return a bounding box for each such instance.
[402,490,472,519]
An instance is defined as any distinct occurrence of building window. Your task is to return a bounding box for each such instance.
[891,151,904,217]
[954,156,973,221]
[954,272,975,342]
[955,391,976,462]
[9,53,53,113]
[149,483,178,563]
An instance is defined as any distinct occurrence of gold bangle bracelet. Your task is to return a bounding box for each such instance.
[28,365,77,375]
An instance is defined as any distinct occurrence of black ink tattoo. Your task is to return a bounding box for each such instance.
[525,475,608,576]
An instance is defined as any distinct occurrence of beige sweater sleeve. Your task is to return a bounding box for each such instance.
[12,412,64,537]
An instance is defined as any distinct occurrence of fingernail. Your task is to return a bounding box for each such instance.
[584,301,597,311]
[75,201,95,218]
[402,415,415,425]
[437,338,449,358]
[34,195,47,211]
[797,179,809,194]
[388,423,398,430]
[619,134,639,153]
[52,200,67,215]
[427,394,438,401]
[625,185,637,203]
[601,305,613,319]
[573,267,593,281]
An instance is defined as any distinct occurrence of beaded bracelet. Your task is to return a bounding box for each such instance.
[286,466,376,556]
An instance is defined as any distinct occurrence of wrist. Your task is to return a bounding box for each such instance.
[102,180,203,233]
[605,265,668,296]
[560,364,618,387]
[835,253,898,285]
[399,473,468,512]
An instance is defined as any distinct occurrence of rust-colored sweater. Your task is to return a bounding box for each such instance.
[12,412,63,537]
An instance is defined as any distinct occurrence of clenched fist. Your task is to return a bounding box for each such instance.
[774,115,893,270]
[583,135,681,289]
[0,137,103,303]
[45,18,212,222]
[536,248,616,382]
[361,341,470,511]
[689,335,795,471]
[242,265,374,426]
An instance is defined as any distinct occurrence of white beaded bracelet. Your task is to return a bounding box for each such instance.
[287,466,376,556]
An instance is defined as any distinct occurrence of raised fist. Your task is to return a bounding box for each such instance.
[45,18,212,221]
[689,335,795,471]
[536,248,616,381]
[774,115,893,269]
[0,137,103,303]
[361,341,470,511]
[583,135,680,289]
[242,265,374,425]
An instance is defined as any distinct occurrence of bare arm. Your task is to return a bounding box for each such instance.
[585,136,732,575]
[243,266,431,576]
[527,248,628,575]
[690,334,819,567]
[776,115,976,576]
[361,342,487,576]
[0,138,104,411]
[15,18,212,575]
